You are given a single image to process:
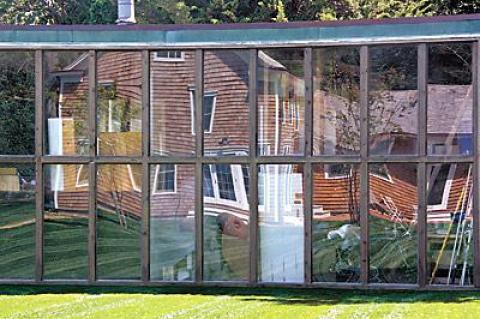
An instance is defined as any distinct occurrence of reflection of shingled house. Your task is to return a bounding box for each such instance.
[47,50,473,234]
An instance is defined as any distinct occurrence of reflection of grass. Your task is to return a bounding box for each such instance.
[150,217,194,281]
[369,217,417,283]
[312,221,360,282]
[0,202,35,279]
[96,209,142,280]
[0,206,144,280]
[44,214,89,279]
[203,215,248,281]
[2,286,480,319]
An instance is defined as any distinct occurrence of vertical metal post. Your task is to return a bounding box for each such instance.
[248,48,259,285]
[141,50,150,283]
[88,50,97,282]
[34,50,44,282]
[473,41,480,287]
[194,49,204,283]
[359,45,369,285]
[417,43,428,288]
[304,47,313,285]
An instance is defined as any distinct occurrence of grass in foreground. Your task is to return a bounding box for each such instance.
[1,286,480,319]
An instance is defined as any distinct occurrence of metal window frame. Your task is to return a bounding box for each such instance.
[0,36,478,290]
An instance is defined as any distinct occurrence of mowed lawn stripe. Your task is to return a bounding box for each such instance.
[2,287,480,319]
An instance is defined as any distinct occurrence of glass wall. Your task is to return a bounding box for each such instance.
[258,49,305,156]
[258,164,304,283]
[150,164,195,281]
[43,164,88,279]
[45,51,89,156]
[312,164,360,282]
[96,164,142,280]
[0,42,477,288]
[368,163,418,283]
[0,164,36,279]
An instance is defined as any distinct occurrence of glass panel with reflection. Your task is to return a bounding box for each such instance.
[0,164,35,279]
[97,51,142,157]
[427,43,473,156]
[43,164,88,279]
[313,47,360,156]
[369,46,418,156]
[203,50,249,157]
[150,50,196,156]
[427,163,473,286]
[257,49,305,156]
[45,51,89,156]
[150,164,195,281]
[258,164,304,283]
[368,163,418,283]
[312,164,360,282]
[203,164,249,281]
[0,52,35,155]
[96,164,142,280]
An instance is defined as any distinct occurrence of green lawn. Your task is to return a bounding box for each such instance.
[1,286,480,319]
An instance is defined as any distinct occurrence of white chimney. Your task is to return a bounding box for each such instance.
[117,0,136,24]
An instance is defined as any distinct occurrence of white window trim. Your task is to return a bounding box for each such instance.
[76,164,88,187]
[427,164,456,211]
[153,50,185,62]
[152,164,177,195]
[203,164,249,211]
[190,91,217,135]
[127,164,141,192]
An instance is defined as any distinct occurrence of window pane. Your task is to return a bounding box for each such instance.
[369,163,418,283]
[43,164,88,279]
[0,164,35,279]
[154,164,175,193]
[97,164,142,279]
[204,164,249,281]
[150,164,195,281]
[258,164,304,282]
[150,50,195,156]
[45,51,89,156]
[312,164,360,282]
[428,43,472,156]
[215,164,236,201]
[97,52,142,156]
[313,47,360,155]
[369,46,418,156]
[427,163,473,285]
[202,165,213,198]
[258,49,305,156]
[204,50,249,156]
[0,52,35,155]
